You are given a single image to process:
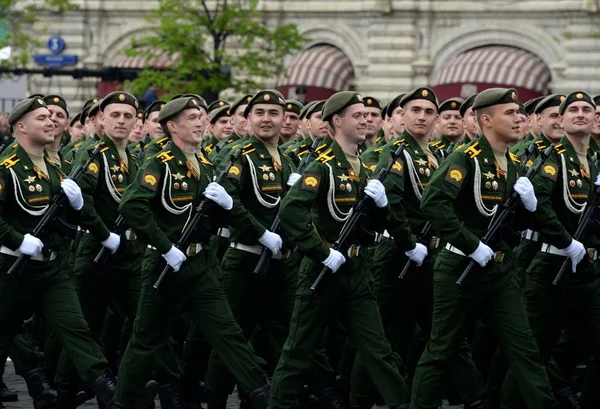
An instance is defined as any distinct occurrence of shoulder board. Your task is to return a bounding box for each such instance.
[554,143,566,155]
[156,150,175,163]
[283,154,292,160]
[509,152,520,164]
[199,155,213,166]
[362,161,376,171]
[94,143,110,153]
[536,144,547,151]
[464,142,482,159]
[374,147,383,153]
[376,136,382,143]
[429,140,442,148]
[315,143,328,153]
[242,144,256,156]
[156,137,169,147]
[74,141,84,148]
[534,139,544,145]
[1,154,19,169]
[393,138,406,146]
[315,148,335,164]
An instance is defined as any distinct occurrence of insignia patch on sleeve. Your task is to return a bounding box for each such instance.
[86,161,100,178]
[301,173,321,192]
[390,160,403,176]
[141,171,159,191]
[227,164,242,181]
[444,164,466,188]
[541,162,558,181]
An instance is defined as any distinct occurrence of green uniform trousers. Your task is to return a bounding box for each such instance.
[115,248,266,404]
[411,251,557,409]
[269,254,408,409]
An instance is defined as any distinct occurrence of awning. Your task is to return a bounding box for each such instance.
[106,46,180,69]
[277,45,355,97]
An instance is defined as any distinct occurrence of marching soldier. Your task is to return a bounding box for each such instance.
[43,95,70,171]
[428,97,464,160]
[208,94,252,162]
[280,100,302,145]
[359,96,383,154]
[284,100,329,166]
[140,100,167,160]
[510,96,545,158]
[458,93,480,147]
[203,105,232,156]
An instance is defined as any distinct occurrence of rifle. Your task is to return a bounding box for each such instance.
[455,144,554,296]
[310,142,407,295]
[7,144,104,277]
[399,221,431,279]
[139,133,150,153]
[153,148,243,289]
[520,142,537,171]
[93,214,126,265]
[253,137,323,276]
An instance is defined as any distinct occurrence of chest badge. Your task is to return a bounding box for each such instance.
[483,171,495,180]
[24,175,36,184]
[347,168,360,182]
[28,185,35,192]
[415,158,427,167]
[172,172,185,180]
[35,184,42,192]
[577,179,583,188]
[346,183,352,192]
[337,174,350,182]
[259,165,272,172]
[110,165,120,173]
[492,181,499,191]
[118,174,124,183]
[182,182,188,191]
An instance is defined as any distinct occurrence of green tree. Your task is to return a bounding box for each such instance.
[125,0,307,100]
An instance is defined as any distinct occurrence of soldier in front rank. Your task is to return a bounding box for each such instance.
[457,93,480,148]
[429,97,464,160]
[280,100,302,145]
[204,89,297,409]
[208,95,252,162]
[53,92,145,406]
[411,88,558,409]
[358,96,383,154]
[203,105,232,157]
[114,97,270,409]
[501,91,600,409]
[0,97,119,409]
[270,91,409,409]
[140,100,167,160]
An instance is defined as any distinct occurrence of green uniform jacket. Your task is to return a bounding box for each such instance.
[510,132,536,158]
[361,136,397,172]
[290,136,332,169]
[211,132,247,168]
[202,135,219,156]
[279,140,387,263]
[143,136,171,161]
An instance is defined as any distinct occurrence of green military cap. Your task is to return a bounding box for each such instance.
[180,94,208,111]
[158,97,201,123]
[207,100,228,112]
[144,100,167,121]
[100,91,139,112]
[381,102,390,119]
[593,95,600,106]
[306,100,326,119]
[69,113,82,127]
[363,96,382,110]
[79,97,100,124]
[87,99,103,119]
[558,91,596,115]
[8,97,48,126]
[517,102,526,114]
[321,91,365,122]
[299,101,317,120]
[438,97,465,114]
[243,89,286,117]
[228,94,253,117]
[209,104,231,124]
[399,87,438,110]
[387,93,407,115]
[43,94,69,114]
[285,100,303,115]
[459,93,478,117]
[534,94,566,114]
[524,96,545,115]
[472,88,518,111]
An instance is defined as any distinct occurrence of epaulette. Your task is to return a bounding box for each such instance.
[315,148,335,164]
[393,138,406,146]
[536,143,547,151]
[534,139,544,145]
[94,143,110,153]
[1,154,19,169]
[374,147,383,154]
[156,137,169,147]
[242,143,255,156]
[555,143,566,155]
[509,152,520,164]
[376,136,382,143]
[283,154,292,160]
[362,162,376,171]
[199,155,213,166]
[156,151,175,163]
[315,144,327,153]
[429,140,442,148]
[74,141,84,148]
[464,142,482,159]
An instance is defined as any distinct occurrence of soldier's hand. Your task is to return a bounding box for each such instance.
[61,179,84,211]
[258,230,283,255]
[322,249,346,273]
[162,245,187,272]
[468,242,494,267]
[203,182,233,210]
[563,239,586,272]
[514,177,537,212]
[287,173,301,187]
[19,234,44,257]
[101,232,121,255]
[405,243,428,266]
[364,179,388,208]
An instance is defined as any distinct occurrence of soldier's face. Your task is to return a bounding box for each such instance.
[529,113,541,136]
[298,118,307,135]
[211,116,233,141]
[463,107,479,136]
[538,107,564,141]
[438,110,463,137]
[390,108,405,135]
[17,108,54,145]
[383,116,395,139]
[90,114,104,136]
[146,111,163,140]
[518,114,529,139]
[401,100,438,139]
[281,112,300,138]
[69,123,85,142]
[102,104,136,142]
[363,107,382,138]
[0,116,8,133]
[231,105,248,136]
[129,119,144,143]
[560,102,595,137]
[170,108,205,145]
[249,104,284,143]
[482,103,521,143]
[48,105,68,138]
[309,112,328,139]
[592,106,600,136]
[335,104,366,143]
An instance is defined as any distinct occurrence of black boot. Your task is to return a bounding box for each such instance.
[56,385,78,409]
[248,384,270,409]
[158,383,187,409]
[0,377,18,402]
[92,370,117,409]
[23,368,58,409]
[556,386,580,409]
[316,387,346,409]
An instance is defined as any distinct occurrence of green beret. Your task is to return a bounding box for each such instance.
[517,102,526,114]
[299,101,317,120]
[321,91,365,122]
[459,94,478,117]
[558,91,596,116]
[8,97,48,126]
[207,100,228,112]
[43,95,69,115]
[399,87,438,110]
[387,93,407,116]
[363,96,382,110]
[87,99,103,119]
[524,96,545,115]
[243,89,286,118]
[381,102,390,119]
[100,91,139,112]
[180,94,208,111]
[80,98,100,125]
[306,100,326,119]
[210,105,231,124]
[438,97,465,114]
[158,97,201,123]
[69,113,82,127]
[472,88,518,111]
[228,94,253,117]
[144,100,167,122]
[285,100,303,116]
[534,94,566,114]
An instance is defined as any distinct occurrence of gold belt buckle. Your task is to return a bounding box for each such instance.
[493,251,505,263]
[187,243,199,256]
[587,248,597,261]
[430,237,439,249]
[347,245,360,258]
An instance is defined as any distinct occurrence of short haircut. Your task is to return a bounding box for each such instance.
[476,106,494,130]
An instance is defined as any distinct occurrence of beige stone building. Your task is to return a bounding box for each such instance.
[15,0,600,110]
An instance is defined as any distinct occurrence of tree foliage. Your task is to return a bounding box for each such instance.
[125,0,307,99]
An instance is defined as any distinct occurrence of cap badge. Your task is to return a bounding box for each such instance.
[576,93,583,99]
[264,94,270,101]
[560,95,566,102]
[366,98,372,105]
[219,101,225,106]
[421,90,429,97]
[511,92,517,100]
[118,94,125,101]
[53,97,59,103]
[37,99,44,105]
[287,104,292,109]
[357,94,363,102]
[192,99,198,106]
[451,102,457,108]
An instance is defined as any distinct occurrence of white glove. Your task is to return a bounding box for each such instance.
[101,232,121,255]
[364,179,388,208]
[514,177,537,212]
[258,230,283,255]
[19,234,44,257]
[203,182,233,210]
[468,241,495,267]
[322,248,346,273]
[595,174,600,187]
[287,173,301,187]
[162,245,187,272]
[405,243,428,266]
[562,239,586,273]
[61,179,84,211]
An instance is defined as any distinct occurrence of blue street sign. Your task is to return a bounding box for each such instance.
[34,54,78,67]
[47,36,66,54]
